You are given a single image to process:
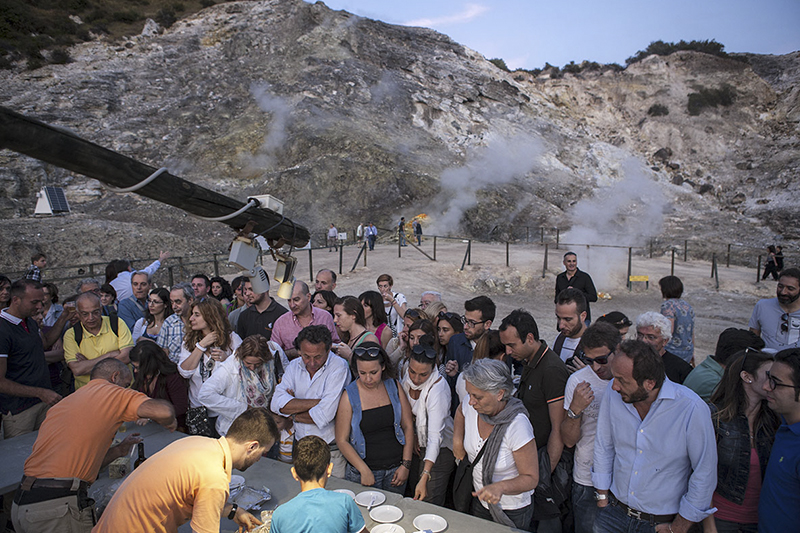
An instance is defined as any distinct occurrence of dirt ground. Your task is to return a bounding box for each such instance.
[278,237,777,365]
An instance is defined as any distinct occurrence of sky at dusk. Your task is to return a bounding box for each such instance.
[311,0,800,70]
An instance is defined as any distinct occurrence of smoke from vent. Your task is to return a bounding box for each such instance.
[247,83,293,170]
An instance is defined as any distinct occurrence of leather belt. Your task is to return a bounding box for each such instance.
[609,492,675,524]
[20,476,89,491]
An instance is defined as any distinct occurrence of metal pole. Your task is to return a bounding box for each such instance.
[506,242,509,267]
[213,254,219,277]
[168,266,174,287]
[89,264,94,277]
[726,244,731,268]
[526,227,529,243]
[178,256,184,279]
[308,248,313,282]
[433,236,437,261]
[339,245,343,275]
[540,227,544,244]
[542,243,549,278]
[684,240,688,262]
[756,255,762,283]
[468,240,472,266]
[398,235,401,258]
[556,228,560,249]
[671,249,675,275]
[364,243,367,267]
[649,239,653,259]
[627,247,632,291]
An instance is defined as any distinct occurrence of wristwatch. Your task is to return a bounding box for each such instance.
[594,492,608,501]
[566,408,582,420]
[227,503,238,520]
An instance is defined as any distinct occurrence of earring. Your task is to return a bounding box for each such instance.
[746,380,753,384]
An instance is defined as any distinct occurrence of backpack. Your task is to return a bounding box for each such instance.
[73,312,119,345]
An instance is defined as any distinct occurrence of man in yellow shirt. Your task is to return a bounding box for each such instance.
[93,408,279,533]
[64,293,133,388]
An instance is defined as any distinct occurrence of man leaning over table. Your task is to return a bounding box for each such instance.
[94,407,278,533]
[12,359,176,533]
[592,339,717,533]
[271,325,351,477]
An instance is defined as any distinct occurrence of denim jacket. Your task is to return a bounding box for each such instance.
[711,404,775,505]
[346,378,405,459]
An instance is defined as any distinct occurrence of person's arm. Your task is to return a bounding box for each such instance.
[747,304,762,338]
[180,331,217,373]
[0,357,61,405]
[379,326,392,349]
[561,380,593,448]
[546,399,565,473]
[474,438,539,503]
[582,273,598,303]
[101,432,142,468]
[592,382,614,507]
[67,351,119,377]
[391,383,415,486]
[453,403,466,461]
[335,391,375,486]
[414,378,449,500]
[137,398,177,431]
[42,307,77,349]
[221,503,262,531]
[197,362,247,423]
[305,361,349,427]
[43,336,64,364]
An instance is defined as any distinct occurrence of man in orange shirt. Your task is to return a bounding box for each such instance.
[93,408,279,533]
[11,359,176,533]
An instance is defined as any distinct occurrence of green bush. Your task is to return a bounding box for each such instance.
[49,47,71,64]
[627,39,730,65]
[200,0,215,6]
[155,7,177,27]
[687,85,735,115]
[647,104,669,116]
[488,58,509,72]
[112,10,141,23]
[172,2,185,12]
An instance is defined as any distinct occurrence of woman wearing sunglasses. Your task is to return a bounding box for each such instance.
[335,342,415,494]
[401,340,456,505]
[703,349,779,533]
[332,296,380,362]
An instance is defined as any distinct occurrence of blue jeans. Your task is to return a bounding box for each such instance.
[573,483,596,533]
[593,503,657,533]
[345,463,406,495]
[471,498,534,531]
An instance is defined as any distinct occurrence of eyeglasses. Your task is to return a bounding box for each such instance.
[765,370,800,391]
[577,349,613,365]
[462,316,488,328]
[411,344,437,360]
[353,346,382,359]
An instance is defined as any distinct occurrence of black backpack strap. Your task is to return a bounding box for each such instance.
[553,333,566,357]
[73,323,83,346]
[108,313,119,337]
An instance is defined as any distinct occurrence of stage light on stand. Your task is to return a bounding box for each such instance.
[277,277,295,300]
[249,265,271,295]
[273,253,297,284]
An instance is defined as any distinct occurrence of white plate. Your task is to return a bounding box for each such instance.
[413,513,447,533]
[370,505,403,523]
[372,524,405,533]
[355,490,386,507]
[333,488,356,499]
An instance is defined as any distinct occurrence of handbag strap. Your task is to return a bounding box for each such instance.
[471,438,489,466]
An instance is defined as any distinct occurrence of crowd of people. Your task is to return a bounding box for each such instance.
[0,249,798,533]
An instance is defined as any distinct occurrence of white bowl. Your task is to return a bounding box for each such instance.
[369,505,403,523]
[412,513,447,533]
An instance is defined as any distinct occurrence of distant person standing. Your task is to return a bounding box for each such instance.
[327,224,339,252]
[659,275,695,364]
[554,252,597,323]
[762,245,780,281]
[365,223,378,251]
[413,218,423,246]
[775,246,785,271]
[398,217,407,247]
[356,222,364,244]
[24,253,47,282]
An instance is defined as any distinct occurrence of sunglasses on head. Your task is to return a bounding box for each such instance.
[353,346,382,359]
[438,311,460,321]
[577,349,612,365]
[405,309,422,319]
[411,344,437,360]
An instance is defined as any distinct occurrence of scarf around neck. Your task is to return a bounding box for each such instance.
[402,365,441,445]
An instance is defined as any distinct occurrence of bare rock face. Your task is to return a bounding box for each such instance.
[0,0,797,271]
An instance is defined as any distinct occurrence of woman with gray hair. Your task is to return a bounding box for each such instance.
[453,359,538,529]
[635,311,693,384]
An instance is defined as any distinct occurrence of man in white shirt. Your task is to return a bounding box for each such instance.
[553,288,588,368]
[271,325,351,477]
[560,322,619,533]
[109,252,169,302]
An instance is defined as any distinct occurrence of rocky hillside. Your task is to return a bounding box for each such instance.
[0,0,798,272]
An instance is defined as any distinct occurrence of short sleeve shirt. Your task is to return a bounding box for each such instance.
[563,366,608,486]
[516,344,568,448]
[749,298,800,351]
[271,488,365,533]
[0,310,51,415]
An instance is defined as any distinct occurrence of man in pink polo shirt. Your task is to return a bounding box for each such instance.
[271,281,339,361]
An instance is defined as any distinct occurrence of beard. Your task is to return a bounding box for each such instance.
[620,385,650,404]
[777,291,800,305]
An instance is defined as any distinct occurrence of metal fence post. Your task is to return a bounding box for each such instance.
[168,266,174,287]
[89,264,94,277]
[308,248,314,282]
[556,228,560,249]
[649,239,653,259]
[433,237,437,261]
[540,227,544,244]
[468,240,472,265]
[756,255,762,283]
[506,242,510,267]
[671,249,675,276]
[339,245,343,275]
[213,254,219,277]
[542,243,549,278]
[726,244,731,268]
[627,247,633,291]
[684,240,688,262]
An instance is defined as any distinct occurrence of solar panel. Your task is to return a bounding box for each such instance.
[44,186,70,213]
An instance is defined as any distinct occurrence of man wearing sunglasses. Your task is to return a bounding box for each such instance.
[749,267,800,351]
[560,323,619,533]
[759,348,800,532]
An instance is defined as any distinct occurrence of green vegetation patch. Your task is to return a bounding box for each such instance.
[687,85,736,116]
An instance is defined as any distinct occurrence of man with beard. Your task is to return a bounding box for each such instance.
[593,340,716,533]
[93,408,278,533]
[554,252,597,324]
[749,267,800,351]
[236,277,288,342]
[553,288,588,366]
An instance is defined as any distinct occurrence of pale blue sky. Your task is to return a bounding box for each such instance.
[314,0,800,70]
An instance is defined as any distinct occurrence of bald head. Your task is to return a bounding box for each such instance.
[90,359,132,386]
[289,280,312,317]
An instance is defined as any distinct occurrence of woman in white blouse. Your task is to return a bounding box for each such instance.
[132,287,172,343]
[198,334,282,436]
[401,342,455,505]
[178,298,242,434]
[453,359,538,529]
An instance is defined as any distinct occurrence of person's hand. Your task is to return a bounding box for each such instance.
[199,332,218,350]
[116,432,142,455]
[570,382,594,414]
[399,330,409,348]
[39,388,62,406]
[75,352,87,362]
[135,418,150,426]
[596,495,609,508]
[159,251,171,262]
[391,464,409,486]
[209,347,227,363]
[286,388,295,397]
[566,356,587,373]
[413,435,421,455]
[445,360,459,377]
[414,477,428,501]
[164,418,178,432]
[359,468,376,487]
[233,507,262,531]
[473,482,504,505]
[335,343,353,362]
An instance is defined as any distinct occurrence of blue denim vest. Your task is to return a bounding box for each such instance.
[346,378,405,459]
[712,405,775,505]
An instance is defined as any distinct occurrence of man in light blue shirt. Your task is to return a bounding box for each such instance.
[592,339,717,533]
